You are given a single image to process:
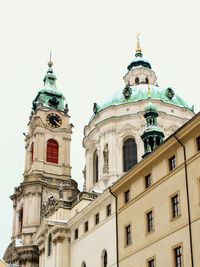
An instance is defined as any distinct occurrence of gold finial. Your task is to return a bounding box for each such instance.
[136,33,142,54]
[148,83,151,98]
[48,51,53,68]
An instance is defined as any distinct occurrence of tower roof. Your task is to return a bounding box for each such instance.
[32,61,66,112]
[128,35,152,70]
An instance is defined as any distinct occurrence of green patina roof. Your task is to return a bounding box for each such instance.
[144,101,157,113]
[32,65,66,112]
[96,84,193,113]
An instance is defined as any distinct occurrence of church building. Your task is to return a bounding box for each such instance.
[3,38,195,267]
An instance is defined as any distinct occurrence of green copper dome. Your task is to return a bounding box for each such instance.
[95,84,193,113]
[32,62,66,112]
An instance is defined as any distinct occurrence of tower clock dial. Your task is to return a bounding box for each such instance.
[46,113,62,128]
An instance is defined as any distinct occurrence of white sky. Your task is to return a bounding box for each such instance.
[0,0,200,258]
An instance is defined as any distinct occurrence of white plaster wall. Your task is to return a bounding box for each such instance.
[70,215,117,267]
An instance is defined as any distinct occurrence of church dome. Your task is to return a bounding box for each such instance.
[84,37,195,193]
[93,84,192,117]
[91,36,192,120]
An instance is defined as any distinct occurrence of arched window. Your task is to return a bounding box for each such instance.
[46,139,58,164]
[135,77,139,85]
[93,150,99,183]
[30,142,34,162]
[123,138,137,172]
[102,250,107,267]
[47,233,52,257]
[81,262,86,267]
[145,77,149,84]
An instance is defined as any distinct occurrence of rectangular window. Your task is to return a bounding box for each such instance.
[148,259,155,267]
[171,194,180,218]
[124,189,130,203]
[125,224,132,245]
[169,155,176,171]
[196,136,200,151]
[146,210,154,233]
[84,221,88,232]
[95,213,99,225]
[74,228,78,239]
[145,173,152,188]
[174,246,182,267]
[106,204,111,217]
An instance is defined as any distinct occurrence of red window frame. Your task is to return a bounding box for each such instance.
[46,139,59,164]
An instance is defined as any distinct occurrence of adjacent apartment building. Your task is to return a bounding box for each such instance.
[111,112,200,267]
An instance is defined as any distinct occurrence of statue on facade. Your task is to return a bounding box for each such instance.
[59,182,64,200]
[93,102,98,115]
[82,166,86,191]
[48,193,56,206]
[103,144,109,174]
[64,103,69,115]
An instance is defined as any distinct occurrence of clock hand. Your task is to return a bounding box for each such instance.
[53,118,60,126]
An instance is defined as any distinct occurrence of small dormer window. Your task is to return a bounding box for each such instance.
[135,77,139,85]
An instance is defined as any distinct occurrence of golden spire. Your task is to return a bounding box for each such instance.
[48,51,53,68]
[135,33,142,55]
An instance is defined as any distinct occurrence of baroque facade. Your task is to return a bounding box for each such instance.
[4,39,195,267]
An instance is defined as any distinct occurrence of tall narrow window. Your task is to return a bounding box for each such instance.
[84,221,89,233]
[169,155,176,171]
[171,194,180,218]
[135,77,139,85]
[125,224,132,245]
[19,209,23,233]
[93,150,99,183]
[124,189,130,203]
[47,233,52,257]
[146,210,154,233]
[30,142,34,162]
[75,228,78,239]
[145,173,152,188]
[106,204,111,217]
[81,262,86,267]
[123,138,137,172]
[196,136,200,151]
[103,250,107,267]
[174,246,182,267]
[46,139,58,164]
[95,213,100,225]
[148,259,155,267]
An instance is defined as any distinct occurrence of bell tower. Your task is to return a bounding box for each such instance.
[24,59,72,180]
[4,60,79,267]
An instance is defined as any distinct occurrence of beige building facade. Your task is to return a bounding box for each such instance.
[111,112,200,267]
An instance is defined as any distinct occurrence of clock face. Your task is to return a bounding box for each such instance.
[46,113,62,128]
